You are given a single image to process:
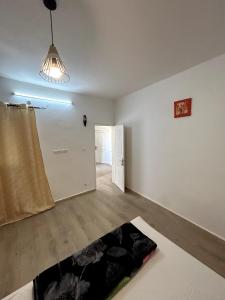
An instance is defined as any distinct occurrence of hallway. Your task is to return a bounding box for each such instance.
[96,163,112,189]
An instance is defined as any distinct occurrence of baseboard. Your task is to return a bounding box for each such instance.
[126,186,225,242]
[55,189,96,203]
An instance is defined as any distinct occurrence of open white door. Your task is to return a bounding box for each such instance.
[112,125,125,192]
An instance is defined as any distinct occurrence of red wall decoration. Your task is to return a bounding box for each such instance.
[174,98,192,118]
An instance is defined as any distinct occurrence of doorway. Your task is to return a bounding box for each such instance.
[95,126,112,188]
[95,125,125,192]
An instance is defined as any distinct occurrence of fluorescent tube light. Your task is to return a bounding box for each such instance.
[13,92,72,104]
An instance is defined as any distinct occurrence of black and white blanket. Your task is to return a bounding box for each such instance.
[33,222,157,300]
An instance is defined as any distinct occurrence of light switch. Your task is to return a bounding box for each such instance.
[52,148,68,154]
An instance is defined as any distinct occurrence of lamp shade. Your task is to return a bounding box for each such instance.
[39,44,70,83]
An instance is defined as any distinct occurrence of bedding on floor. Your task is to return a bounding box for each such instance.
[33,222,157,300]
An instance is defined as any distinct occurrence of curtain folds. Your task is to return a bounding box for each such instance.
[0,104,54,226]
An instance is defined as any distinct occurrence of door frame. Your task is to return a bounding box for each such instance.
[94,124,125,192]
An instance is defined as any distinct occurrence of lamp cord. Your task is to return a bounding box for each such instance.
[50,10,54,45]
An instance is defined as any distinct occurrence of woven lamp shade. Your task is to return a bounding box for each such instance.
[39,44,69,83]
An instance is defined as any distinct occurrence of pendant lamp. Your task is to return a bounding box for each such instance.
[39,0,69,83]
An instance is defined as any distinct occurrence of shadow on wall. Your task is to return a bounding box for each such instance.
[125,120,145,190]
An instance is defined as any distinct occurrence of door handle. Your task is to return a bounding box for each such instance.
[121,158,124,166]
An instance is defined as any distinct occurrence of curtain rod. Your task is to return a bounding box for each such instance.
[1,102,46,110]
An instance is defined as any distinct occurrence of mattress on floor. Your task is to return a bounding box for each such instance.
[3,216,225,300]
[33,221,157,299]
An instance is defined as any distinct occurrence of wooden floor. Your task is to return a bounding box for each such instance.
[0,163,225,298]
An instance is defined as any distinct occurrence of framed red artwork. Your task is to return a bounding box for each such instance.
[174,98,192,118]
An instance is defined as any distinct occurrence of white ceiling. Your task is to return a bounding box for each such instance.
[0,0,225,99]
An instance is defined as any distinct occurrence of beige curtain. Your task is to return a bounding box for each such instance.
[0,104,55,226]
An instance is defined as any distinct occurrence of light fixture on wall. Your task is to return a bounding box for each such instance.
[39,0,70,83]
[13,92,72,104]
[83,115,87,127]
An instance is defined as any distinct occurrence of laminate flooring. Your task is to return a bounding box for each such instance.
[0,163,224,298]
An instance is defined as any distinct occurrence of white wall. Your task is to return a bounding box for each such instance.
[0,77,114,201]
[95,126,112,165]
[115,54,225,240]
